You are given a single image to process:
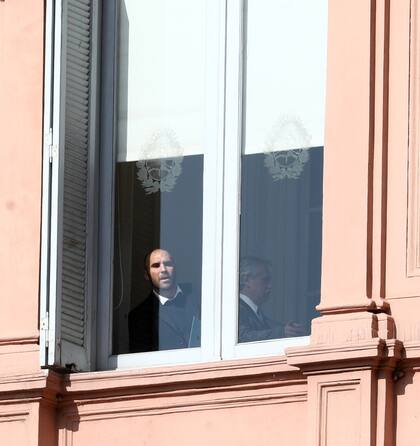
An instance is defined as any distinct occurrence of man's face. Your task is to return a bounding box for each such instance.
[146,249,176,292]
[243,265,272,305]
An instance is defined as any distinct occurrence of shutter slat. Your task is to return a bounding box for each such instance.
[63,202,87,218]
[62,298,85,312]
[62,306,85,321]
[62,254,88,273]
[70,0,90,12]
[61,330,84,346]
[64,174,88,192]
[67,60,90,75]
[61,260,85,277]
[62,281,85,298]
[60,0,93,353]
[67,80,90,97]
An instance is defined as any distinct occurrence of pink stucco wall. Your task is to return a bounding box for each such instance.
[69,402,306,446]
[0,0,43,342]
[57,360,308,446]
[0,0,46,444]
[2,1,420,445]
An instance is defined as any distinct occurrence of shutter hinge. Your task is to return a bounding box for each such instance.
[41,312,49,347]
[47,128,57,163]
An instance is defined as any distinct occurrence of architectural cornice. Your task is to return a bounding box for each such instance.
[0,370,62,406]
[286,339,403,374]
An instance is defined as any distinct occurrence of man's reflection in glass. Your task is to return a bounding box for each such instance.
[128,248,200,352]
[238,257,304,343]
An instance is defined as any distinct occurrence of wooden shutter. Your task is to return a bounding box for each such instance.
[41,0,99,371]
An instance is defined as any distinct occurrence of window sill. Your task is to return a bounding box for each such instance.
[63,355,303,396]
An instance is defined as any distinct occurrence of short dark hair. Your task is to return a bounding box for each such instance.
[143,248,173,272]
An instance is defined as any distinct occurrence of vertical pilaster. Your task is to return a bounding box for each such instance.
[286,1,401,444]
[320,0,390,313]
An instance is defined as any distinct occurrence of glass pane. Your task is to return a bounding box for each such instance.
[238,0,327,343]
[244,0,327,154]
[113,0,207,354]
[116,0,206,162]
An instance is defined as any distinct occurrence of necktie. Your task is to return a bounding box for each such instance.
[257,308,272,329]
[256,308,265,323]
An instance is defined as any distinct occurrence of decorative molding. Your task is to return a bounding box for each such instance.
[0,409,29,423]
[53,360,308,444]
[407,0,420,277]
[59,420,75,446]
[64,356,299,394]
[385,0,420,298]
[399,340,420,361]
[0,340,40,377]
[310,312,395,346]
[316,301,378,315]
[0,370,62,407]
[58,385,307,445]
[0,372,49,388]
[61,389,307,422]
[316,300,390,316]
[398,321,420,343]
[56,362,308,446]
[366,0,390,301]
[0,336,39,347]
[0,409,31,445]
[318,380,361,446]
[287,339,403,374]
[59,375,307,408]
[401,342,420,362]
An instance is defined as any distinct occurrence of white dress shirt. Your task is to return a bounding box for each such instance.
[153,285,182,305]
[239,293,263,320]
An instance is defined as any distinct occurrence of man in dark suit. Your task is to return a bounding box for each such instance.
[128,249,200,353]
[238,257,303,343]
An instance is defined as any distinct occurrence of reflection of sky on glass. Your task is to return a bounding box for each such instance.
[118,0,206,161]
[245,0,328,154]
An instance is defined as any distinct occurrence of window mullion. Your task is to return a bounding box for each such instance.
[199,0,226,362]
[221,0,245,360]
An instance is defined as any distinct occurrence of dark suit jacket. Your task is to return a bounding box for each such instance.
[128,289,200,353]
[238,298,284,343]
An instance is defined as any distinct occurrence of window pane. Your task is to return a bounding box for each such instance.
[113,0,207,354]
[244,0,327,154]
[238,0,327,343]
[116,0,207,162]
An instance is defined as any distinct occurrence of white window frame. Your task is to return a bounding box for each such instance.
[40,0,56,367]
[221,0,310,360]
[40,0,324,372]
[97,0,227,370]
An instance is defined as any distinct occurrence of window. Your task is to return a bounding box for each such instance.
[40,0,327,371]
